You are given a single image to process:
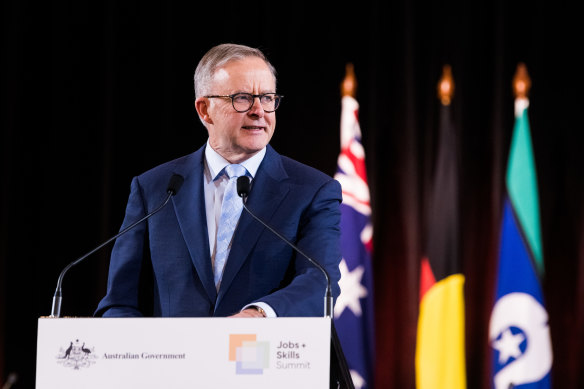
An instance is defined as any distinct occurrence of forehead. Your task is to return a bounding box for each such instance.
[211,57,276,91]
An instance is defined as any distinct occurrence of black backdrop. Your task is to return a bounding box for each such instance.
[2,1,583,388]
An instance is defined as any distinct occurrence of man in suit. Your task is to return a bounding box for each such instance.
[95,43,342,318]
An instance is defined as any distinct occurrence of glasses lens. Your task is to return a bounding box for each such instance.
[260,94,279,112]
[232,94,253,112]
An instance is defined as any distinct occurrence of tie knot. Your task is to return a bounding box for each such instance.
[224,164,247,179]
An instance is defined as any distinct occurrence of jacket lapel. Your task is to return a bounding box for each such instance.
[216,146,289,307]
[172,146,217,302]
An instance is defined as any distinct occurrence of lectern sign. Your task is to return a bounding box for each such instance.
[36,317,331,389]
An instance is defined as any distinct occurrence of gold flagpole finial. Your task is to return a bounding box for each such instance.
[513,62,531,99]
[437,65,455,106]
[341,63,357,98]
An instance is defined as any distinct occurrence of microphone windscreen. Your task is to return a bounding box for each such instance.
[237,176,251,198]
[167,174,185,195]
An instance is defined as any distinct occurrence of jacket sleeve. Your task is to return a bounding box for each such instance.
[94,177,151,317]
[257,178,342,317]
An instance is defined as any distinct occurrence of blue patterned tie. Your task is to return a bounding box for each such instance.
[214,164,247,288]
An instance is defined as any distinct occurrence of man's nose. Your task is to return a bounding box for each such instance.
[247,97,265,116]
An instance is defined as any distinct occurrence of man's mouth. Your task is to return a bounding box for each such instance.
[242,126,265,131]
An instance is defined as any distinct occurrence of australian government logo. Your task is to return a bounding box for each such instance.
[56,339,186,370]
[229,334,312,375]
[56,339,98,370]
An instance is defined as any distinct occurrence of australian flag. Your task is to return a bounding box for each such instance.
[333,94,375,389]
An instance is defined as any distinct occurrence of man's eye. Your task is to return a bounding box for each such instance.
[234,94,252,103]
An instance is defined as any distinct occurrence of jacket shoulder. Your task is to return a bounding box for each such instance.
[280,155,334,184]
[136,146,204,190]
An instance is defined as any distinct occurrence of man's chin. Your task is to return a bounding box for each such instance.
[240,135,271,151]
[242,145,267,155]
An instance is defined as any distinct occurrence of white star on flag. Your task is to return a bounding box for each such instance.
[334,258,368,318]
[492,328,525,364]
[350,369,366,389]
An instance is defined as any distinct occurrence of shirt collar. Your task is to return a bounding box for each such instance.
[204,140,266,180]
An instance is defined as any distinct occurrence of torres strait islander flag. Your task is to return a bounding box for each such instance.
[333,95,375,389]
[415,95,466,389]
[488,95,552,389]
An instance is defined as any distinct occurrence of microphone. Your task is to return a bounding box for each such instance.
[49,174,184,318]
[236,176,334,318]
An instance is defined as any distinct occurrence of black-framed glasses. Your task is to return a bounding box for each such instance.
[204,93,283,113]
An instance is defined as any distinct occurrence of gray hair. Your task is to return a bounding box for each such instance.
[194,43,277,98]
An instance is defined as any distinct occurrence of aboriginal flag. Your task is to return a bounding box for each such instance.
[415,93,466,389]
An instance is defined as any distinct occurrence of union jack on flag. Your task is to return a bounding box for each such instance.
[333,95,375,389]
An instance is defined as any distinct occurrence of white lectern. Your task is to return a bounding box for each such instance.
[37,317,335,389]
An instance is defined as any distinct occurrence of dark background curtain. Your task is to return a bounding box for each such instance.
[1,1,582,388]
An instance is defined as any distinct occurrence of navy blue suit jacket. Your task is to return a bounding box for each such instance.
[95,145,342,317]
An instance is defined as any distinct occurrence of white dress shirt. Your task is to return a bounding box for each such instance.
[203,142,276,317]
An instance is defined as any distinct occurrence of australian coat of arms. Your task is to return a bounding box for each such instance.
[56,339,97,369]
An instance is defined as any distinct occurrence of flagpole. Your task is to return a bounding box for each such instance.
[513,62,531,99]
[437,64,454,106]
[328,62,360,389]
[489,62,552,389]
[333,62,375,389]
[416,64,466,389]
[341,63,357,97]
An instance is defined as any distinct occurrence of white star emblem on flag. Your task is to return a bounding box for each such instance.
[334,259,368,318]
[493,328,525,364]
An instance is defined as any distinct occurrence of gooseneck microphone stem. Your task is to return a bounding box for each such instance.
[241,202,334,317]
[236,176,333,318]
[50,174,184,318]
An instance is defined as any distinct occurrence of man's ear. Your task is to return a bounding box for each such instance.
[194,97,213,125]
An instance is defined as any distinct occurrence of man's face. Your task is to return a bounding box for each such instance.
[196,57,276,163]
